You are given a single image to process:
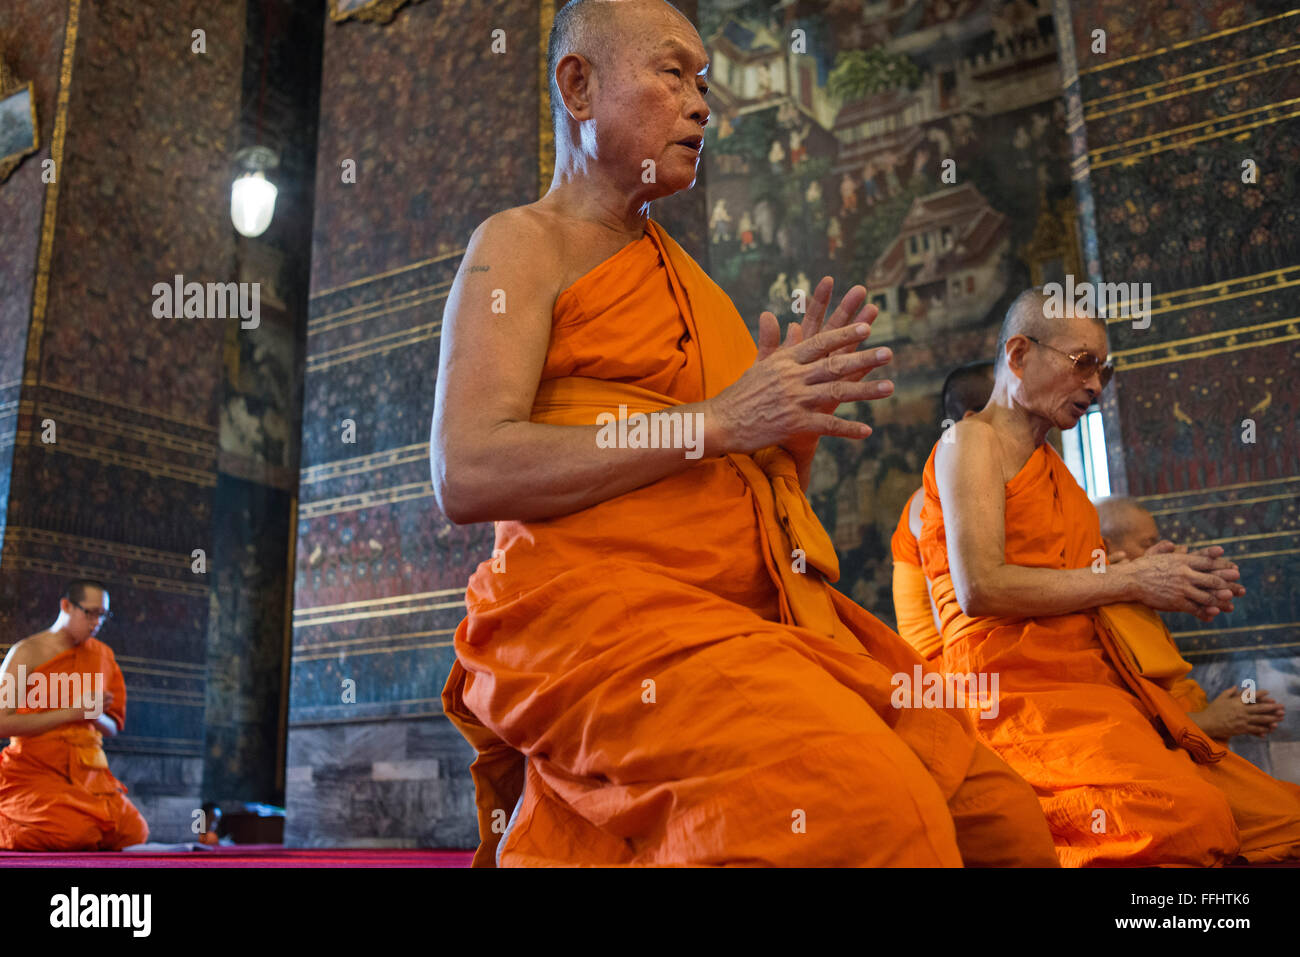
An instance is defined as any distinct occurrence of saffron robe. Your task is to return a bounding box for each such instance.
[919,440,1300,866]
[891,491,943,661]
[441,219,1057,867]
[0,638,148,851]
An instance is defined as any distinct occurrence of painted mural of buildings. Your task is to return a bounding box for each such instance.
[866,183,1010,333]
[704,0,1063,335]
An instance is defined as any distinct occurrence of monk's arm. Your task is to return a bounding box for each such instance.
[0,708,92,737]
[433,217,881,524]
[431,219,730,524]
[937,421,1238,618]
[0,646,106,737]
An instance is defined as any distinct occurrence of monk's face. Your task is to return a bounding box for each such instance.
[65,587,109,642]
[1017,314,1109,431]
[1108,506,1160,560]
[594,2,709,196]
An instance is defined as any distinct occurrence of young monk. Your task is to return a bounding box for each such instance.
[1097,496,1287,740]
[920,287,1300,866]
[433,0,1058,867]
[892,361,994,660]
[0,580,148,851]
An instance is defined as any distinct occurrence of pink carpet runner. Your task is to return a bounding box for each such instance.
[0,844,475,867]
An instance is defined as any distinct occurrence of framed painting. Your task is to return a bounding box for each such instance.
[0,80,38,184]
[328,0,424,24]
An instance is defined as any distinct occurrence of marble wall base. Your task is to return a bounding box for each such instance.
[108,753,203,845]
[284,716,477,848]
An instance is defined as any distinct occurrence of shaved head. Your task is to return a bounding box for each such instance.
[548,0,690,133]
[942,360,995,422]
[1097,496,1160,559]
[995,287,1108,372]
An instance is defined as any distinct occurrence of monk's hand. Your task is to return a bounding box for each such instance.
[1128,550,1242,619]
[1185,544,1247,599]
[713,285,891,456]
[1197,687,1285,739]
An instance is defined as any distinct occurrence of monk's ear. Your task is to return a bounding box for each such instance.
[1005,335,1032,379]
[555,53,596,123]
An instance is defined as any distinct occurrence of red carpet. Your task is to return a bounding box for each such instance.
[0,845,474,867]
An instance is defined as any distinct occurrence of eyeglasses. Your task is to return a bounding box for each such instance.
[1025,336,1115,389]
[72,602,114,622]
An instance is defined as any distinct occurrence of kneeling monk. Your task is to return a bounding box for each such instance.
[433,0,1057,866]
[0,580,148,851]
[1098,496,1287,741]
[920,288,1300,866]
[891,361,994,660]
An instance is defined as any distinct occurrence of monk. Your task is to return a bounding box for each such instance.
[433,0,1058,866]
[1097,496,1287,740]
[920,287,1300,866]
[892,361,994,660]
[0,579,148,851]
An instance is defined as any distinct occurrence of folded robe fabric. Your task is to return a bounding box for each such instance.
[918,440,1300,866]
[890,493,943,661]
[441,219,1056,867]
[0,637,148,851]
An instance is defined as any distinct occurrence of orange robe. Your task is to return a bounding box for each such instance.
[890,491,942,661]
[919,440,1300,866]
[0,637,148,851]
[441,219,1057,867]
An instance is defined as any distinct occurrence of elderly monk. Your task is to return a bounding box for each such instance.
[920,287,1300,866]
[1097,496,1287,741]
[0,580,148,851]
[892,361,994,660]
[433,0,1058,867]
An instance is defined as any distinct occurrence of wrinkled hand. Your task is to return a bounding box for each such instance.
[1129,548,1243,622]
[709,277,893,457]
[1195,686,1285,739]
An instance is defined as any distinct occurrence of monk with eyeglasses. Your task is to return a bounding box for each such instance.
[918,287,1300,865]
[0,579,148,851]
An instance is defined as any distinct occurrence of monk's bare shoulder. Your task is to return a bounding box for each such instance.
[460,206,565,303]
[1,631,56,673]
[935,416,997,472]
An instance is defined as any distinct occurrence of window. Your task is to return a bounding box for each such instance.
[908,236,918,255]
[1061,404,1112,499]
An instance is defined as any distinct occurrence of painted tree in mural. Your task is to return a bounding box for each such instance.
[826,47,920,101]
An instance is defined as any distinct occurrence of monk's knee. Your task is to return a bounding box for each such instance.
[3,816,103,852]
[949,744,1059,867]
[106,798,149,850]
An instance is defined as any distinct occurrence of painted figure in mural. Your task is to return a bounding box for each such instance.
[767,137,785,173]
[434,0,1060,867]
[861,159,878,205]
[839,173,858,214]
[788,124,810,165]
[737,210,756,250]
[708,197,731,243]
[892,361,995,662]
[767,272,790,315]
[1097,497,1287,742]
[827,215,841,259]
[0,581,149,851]
[918,287,1300,865]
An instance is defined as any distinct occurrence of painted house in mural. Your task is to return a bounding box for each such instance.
[866,183,1009,331]
[708,16,837,125]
